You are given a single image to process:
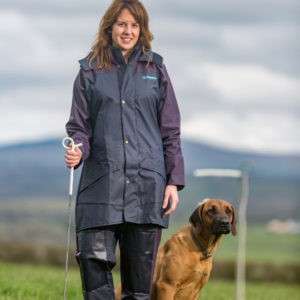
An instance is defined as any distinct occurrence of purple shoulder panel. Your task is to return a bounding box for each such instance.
[157,64,185,190]
[65,68,92,164]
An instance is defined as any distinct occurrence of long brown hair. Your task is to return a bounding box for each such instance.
[88,0,153,69]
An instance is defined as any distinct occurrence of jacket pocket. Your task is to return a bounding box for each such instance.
[138,159,166,204]
[140,159,166,181]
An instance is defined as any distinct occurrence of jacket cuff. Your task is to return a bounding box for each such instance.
[166,182,185,191]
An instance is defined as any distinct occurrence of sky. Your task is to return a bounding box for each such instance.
[0,0,299,154]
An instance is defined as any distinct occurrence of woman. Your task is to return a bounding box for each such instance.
[65,0,184,299]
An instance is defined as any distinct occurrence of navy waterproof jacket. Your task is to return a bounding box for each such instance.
[66,46,185,232]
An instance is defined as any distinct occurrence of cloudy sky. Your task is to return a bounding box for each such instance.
[0,0,299,154]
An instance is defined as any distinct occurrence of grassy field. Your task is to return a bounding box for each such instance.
[1,219,299,266]
[0,200,299,298]
[0,262,299,300]
[1,198,299,265]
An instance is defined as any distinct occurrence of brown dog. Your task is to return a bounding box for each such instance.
[151,198,236,300]
[115,199,236,300]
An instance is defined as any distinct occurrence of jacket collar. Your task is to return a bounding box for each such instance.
[109,45,141,65]
[79,46,161,71]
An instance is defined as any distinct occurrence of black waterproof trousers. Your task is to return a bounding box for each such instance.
[75,223,162,300]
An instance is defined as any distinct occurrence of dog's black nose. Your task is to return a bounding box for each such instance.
[219,219,230,227]
[212,218,231,234]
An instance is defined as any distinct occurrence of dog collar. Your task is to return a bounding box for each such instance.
[190,226,213,259]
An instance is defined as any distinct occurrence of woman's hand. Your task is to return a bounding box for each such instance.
[162,184,179,217]
[64,145,82,168]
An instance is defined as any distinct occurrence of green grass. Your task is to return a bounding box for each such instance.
[200,280,300,300]
[214,224,300,264]
[0,262,299,300]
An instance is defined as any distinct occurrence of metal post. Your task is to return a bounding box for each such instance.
[235,171,249,300]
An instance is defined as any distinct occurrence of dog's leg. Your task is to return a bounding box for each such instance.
[150,282,157,300]
[114,283,121,300]
[155,281,176,300]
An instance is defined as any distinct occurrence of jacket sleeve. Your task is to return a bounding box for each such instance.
[65,68,92,167]
[158,64,185,191]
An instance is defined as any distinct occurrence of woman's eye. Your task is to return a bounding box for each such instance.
[133,23,139,27]
[118,23,125,26]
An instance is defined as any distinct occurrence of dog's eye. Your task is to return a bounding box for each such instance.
[226,207,232,215]
[206,206,216,215]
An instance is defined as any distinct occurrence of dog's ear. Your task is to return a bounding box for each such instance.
[189,204,204,234]
[189,207,201,227]
[230,205,237,236]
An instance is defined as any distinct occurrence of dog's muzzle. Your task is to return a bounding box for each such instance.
[211,218,231,234]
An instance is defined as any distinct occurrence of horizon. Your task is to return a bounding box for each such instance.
[1,135,300,158]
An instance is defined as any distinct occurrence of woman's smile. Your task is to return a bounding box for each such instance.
[121,37,132,43]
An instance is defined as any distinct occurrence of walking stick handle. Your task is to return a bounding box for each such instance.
[62,137,82,196]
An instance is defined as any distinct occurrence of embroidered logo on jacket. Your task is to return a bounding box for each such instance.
[142,75,158,80]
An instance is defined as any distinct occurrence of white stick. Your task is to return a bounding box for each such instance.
[62,137,82,300]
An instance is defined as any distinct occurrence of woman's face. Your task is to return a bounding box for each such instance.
[112,8,140,57]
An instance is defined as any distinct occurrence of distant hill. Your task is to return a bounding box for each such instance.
[0,138,299,222]
[182,140,300,180]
